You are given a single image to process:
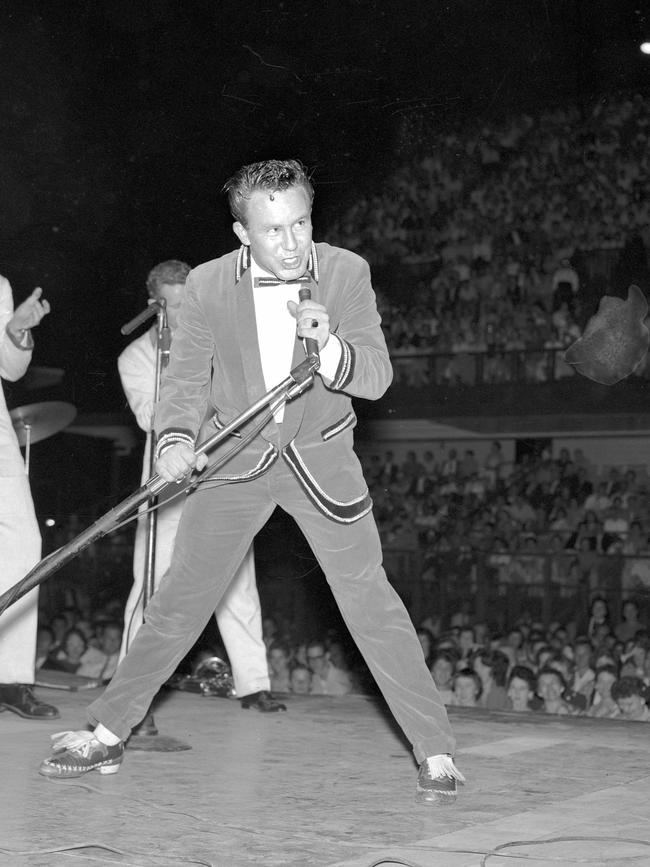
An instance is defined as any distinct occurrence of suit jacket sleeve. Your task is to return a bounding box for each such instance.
[153,270,213,443]
[118,335,156,432]
[318,249,392,400]
[0,275,33,382]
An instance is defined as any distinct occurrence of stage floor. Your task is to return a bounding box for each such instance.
[2,685,650,867]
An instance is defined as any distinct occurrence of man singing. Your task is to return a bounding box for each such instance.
[40,159,464,804]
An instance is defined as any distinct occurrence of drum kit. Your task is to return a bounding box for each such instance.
[8,367,75,475]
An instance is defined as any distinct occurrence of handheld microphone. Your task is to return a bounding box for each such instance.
[120,298,164,336]
[298,286,320,363]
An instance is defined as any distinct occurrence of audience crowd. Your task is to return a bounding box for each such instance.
[325,93,650,386]
[36,585,650,723]
[362,443,650,612]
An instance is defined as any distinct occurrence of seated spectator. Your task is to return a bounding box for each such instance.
[615,600,644,644]
[76,621,122,680]
[506,665,539,712]
[35,626,54,671]
[430,652,456,705]
[586,665,621,719]
[472,649,510,710]
[570,637,596,704]
[450,668,482,707]
[546,652,587,713]
[289,664,313,695]
[620,637,648,679]
[586,597,612,645]
[602,496,630,551]
[268,641,292,694]
[611,676,650,721]
[583,482,611,517]
[48,614,68,656]
[416,627,436,668]
[457,626,478,666]
[306,639,352,696]
[44,627,88,673]
[536,667,572,715]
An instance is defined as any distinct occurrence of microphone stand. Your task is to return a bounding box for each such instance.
[143,302,170,615]
[127,301,180,750]
[0,352,320,618]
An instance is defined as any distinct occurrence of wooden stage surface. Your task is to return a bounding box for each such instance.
[2,684,650,867]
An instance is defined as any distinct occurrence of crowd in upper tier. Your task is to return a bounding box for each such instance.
[361,443,650,609]
[325,93,650,385]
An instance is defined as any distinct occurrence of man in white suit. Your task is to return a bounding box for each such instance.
[0,276,58,720]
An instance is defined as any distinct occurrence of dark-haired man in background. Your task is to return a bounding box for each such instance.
[40,159,464,805]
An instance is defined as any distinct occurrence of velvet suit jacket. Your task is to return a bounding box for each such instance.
[154,242,392,523]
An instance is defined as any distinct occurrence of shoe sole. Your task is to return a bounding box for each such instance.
[39,760,122,779]
[0,702,60,720]
[416,786,458,805]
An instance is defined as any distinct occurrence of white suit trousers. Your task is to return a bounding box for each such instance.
[0,474,41,682]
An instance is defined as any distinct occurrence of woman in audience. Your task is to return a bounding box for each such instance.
[472,649,510,710]
[451,668,482,708]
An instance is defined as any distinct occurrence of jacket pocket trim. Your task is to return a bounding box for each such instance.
[321,411,355,441]
[282,439,373,524]
[205,443,278,482]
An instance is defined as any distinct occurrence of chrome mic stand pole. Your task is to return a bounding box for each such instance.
[142,301,170,614]
[126,300,188,750]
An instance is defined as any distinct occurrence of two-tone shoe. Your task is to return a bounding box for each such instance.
[416,754,465,805]
[39,730,124,779]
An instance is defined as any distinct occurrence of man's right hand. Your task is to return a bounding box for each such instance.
[155,443,208,483]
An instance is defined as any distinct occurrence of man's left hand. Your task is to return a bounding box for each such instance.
[9,287,51,335]
[287,298,330,351]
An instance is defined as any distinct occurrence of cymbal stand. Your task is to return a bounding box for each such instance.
[22,423,32,476]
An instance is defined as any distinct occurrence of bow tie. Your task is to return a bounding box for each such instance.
[253,274,312,287]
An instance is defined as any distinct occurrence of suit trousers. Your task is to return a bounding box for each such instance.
[0,474,41,683]
[88,458,455,762]
[120,497,268,697]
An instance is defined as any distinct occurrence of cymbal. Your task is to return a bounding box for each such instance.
[10,401,77,446]
[21,366,65,390]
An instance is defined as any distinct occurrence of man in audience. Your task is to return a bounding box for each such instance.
[611,676,650,721]
[307,639,352,696]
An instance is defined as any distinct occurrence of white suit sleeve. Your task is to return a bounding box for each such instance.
[0,275,32,382]
[117,337,156,432]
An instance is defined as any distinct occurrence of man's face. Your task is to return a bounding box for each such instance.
[307,644,327,676]
[269,648,289,675]
[101,626,122,656]
[454,676,478,707]
[617,693,646,720]
[154,282,186,331]
[431,657,453,687]
[233,186,313,281]
[595,671,615,698]
[507,677,533,711]
[537,673,563,703]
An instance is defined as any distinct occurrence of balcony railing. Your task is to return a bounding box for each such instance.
[388,345,649,388]
[383,547,649,631]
